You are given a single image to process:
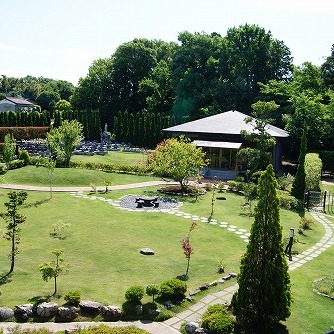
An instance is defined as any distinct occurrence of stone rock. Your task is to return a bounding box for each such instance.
[140,248,155,255]
[79,300,102,315]
[14,304,33,320]
[36,302,58,317]
[199,283,210,291]
[58,306,79,320]
[101,305,122,320]
[134,304,143,315]
[195,328,208,333]
[189,289,201,296]
[222,274,231,280]
[229,272,238,278]
[185,321,200,334]
[217,278,225,284]
[209,280,218,287]
[0,306,14,320]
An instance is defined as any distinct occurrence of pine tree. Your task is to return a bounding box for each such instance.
[232,164,291,333]
[291,124,307,200]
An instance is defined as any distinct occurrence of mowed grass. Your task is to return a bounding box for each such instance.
[1,165,160,187]
[0,170,332,333]
[0,188,247,308]
[71,151,150,166]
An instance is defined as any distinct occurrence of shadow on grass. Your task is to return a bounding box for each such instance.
[23,198,50,208]
[28,295,51,304]
[0,274,12,286]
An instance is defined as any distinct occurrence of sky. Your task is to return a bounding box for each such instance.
[1,0,333,86]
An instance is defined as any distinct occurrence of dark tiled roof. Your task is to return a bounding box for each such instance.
[3,97,34,105]
[163,110,289,138]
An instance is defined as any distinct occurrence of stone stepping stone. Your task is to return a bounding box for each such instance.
[244,239,249,243]
[175,213,184,216]
[229,225,237,229]
[239,229,247,232]
[219,225,227,228]
[192,217,200,221]
[228,227,236,231]
[209,221,217,225]
[235,231,243,235]
[245,233,251,237]
[239,235,248,239]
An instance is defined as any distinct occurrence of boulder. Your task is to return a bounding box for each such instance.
[36,302,58,317]
[189,289,201,296]
[199,283,210,291]
[58,306,79,320]
[222,274,231,280]
[101,305,122,320]
[0,306,14,320]
[79,300,102,315]
[14,304,33,320]
[229,272,238,278]
[140,248,155,255]
[185,322,200,334]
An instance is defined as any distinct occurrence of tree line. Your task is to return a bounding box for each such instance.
[1,24,333,153]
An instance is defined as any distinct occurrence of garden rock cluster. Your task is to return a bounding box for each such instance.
[189,273,237,296]
[0,300,121,322]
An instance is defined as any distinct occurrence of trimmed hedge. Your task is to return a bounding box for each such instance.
[0,127,50,141]
[70,161,153,175]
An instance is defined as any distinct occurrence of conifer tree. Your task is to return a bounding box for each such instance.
[291,123,307,200]
[232,165,291,333]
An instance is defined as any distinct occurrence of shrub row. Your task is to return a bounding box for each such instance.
[69,161,154,175]
[0,127,49,141]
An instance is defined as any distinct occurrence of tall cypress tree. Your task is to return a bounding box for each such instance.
[291,124,307,200]
[232,164,291,333]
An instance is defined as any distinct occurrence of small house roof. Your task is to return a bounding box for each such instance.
[163,110,289,138]
[1,97,34,105]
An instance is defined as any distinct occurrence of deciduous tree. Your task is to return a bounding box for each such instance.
[152,136,207,194]
[47,119,84,167]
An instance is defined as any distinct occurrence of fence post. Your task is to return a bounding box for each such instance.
[323,191,327,213]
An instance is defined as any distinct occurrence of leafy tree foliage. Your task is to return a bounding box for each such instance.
[39,249,67,296]
[3,133,16,169]
[232,165,291,332]
[305,153,322,191]
[47,120,84,167]
[152,136,207,193]
[321,44,334,89]
[291,124,307,200]
[0,191,28,276]
[237,101,278,174]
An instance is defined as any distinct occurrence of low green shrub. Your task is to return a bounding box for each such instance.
[8,159,25,170]
[154,308,175,321]
[305,153,322,191]
[64,290,81,305]
[159,278,187,301]
[277,190,300,210]
[201,304,234,334]
[125,286,145,303]
[121,300,140,316]
[146,284,159,302]
[18,150,30,166]
[142,302,157,315]
[75,324,149,334]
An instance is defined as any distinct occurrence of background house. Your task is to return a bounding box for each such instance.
[163,110,289,179]
[0,97,35,112]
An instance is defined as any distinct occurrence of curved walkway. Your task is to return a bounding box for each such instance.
[0,182,333,333]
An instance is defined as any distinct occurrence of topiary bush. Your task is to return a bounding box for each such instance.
[146,284,159,302]
[121,300,141,317]
[125,286,145,303]
[201,304,234,334]
[159,278,187,301]
[18,149,30,166]
[64,290,81,306]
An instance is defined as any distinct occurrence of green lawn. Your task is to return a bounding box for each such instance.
[0,176,332,333]
[1,165,160,187]
[71,151,150,166]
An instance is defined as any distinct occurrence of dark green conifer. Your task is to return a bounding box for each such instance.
[232,164,291,333]
[291,124,307,200]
